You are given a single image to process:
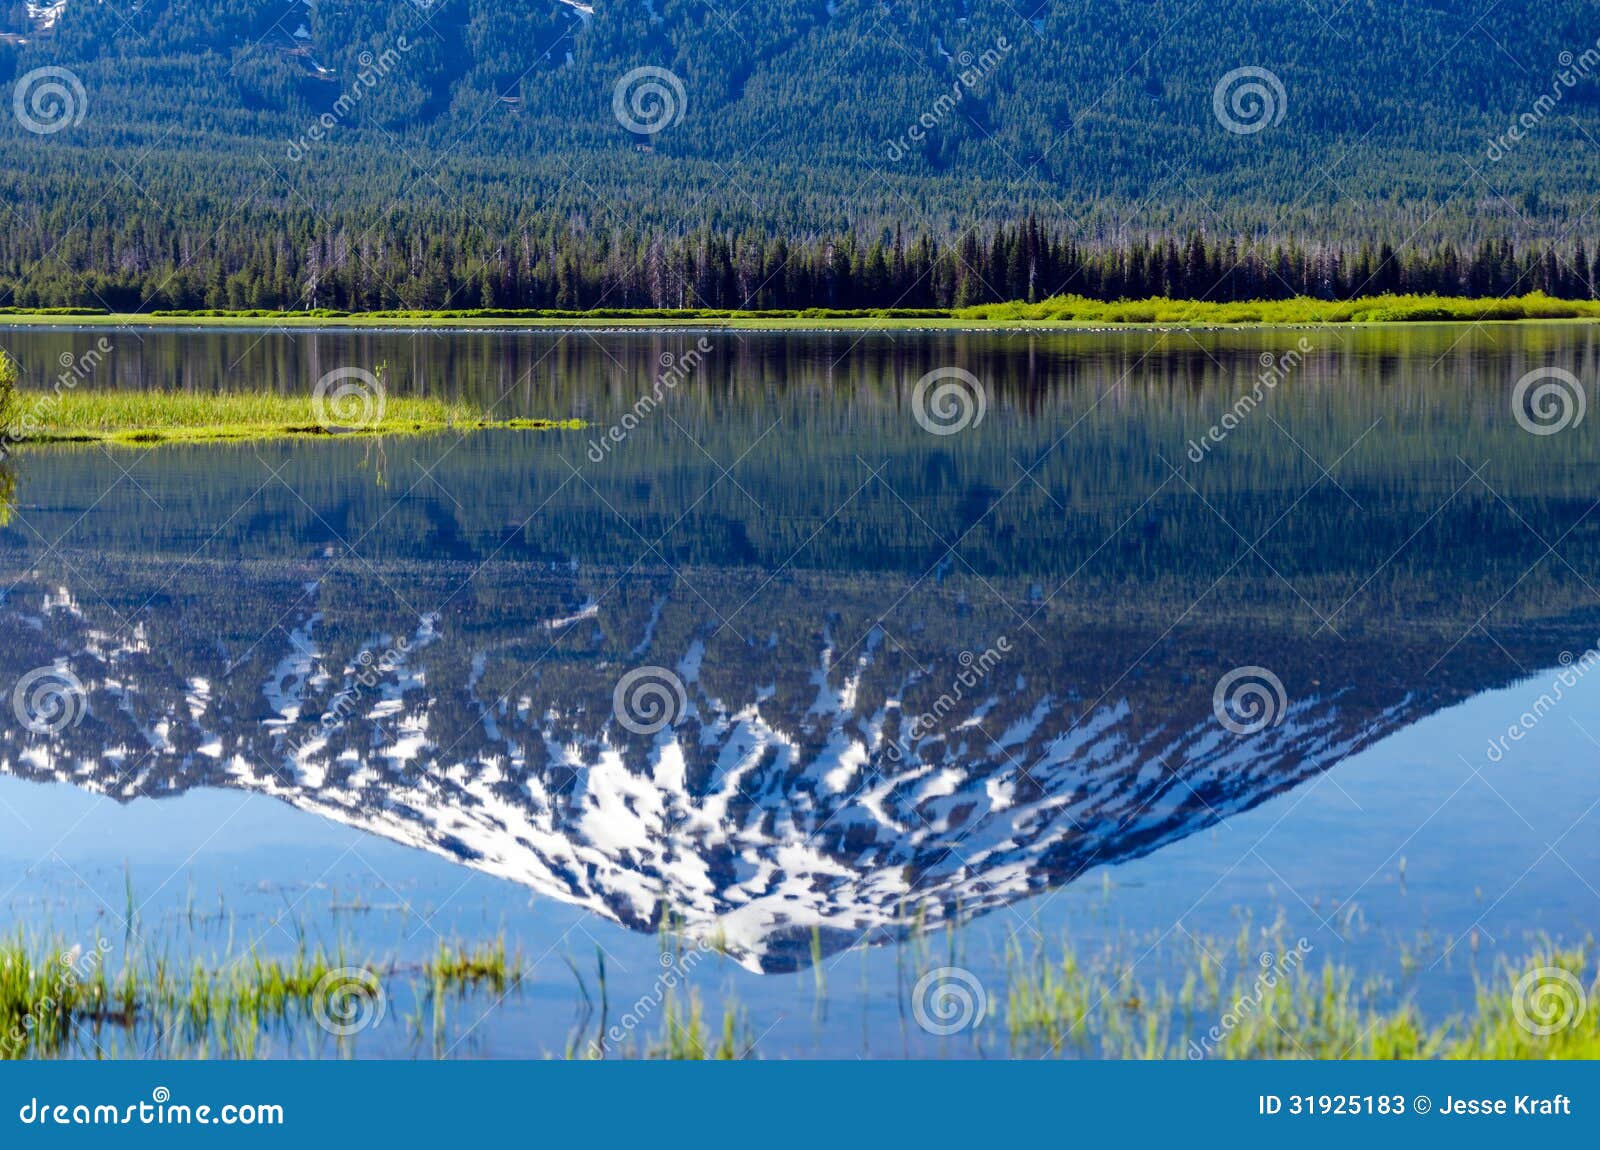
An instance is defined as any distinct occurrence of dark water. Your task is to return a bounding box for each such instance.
[0,323,1597,1057]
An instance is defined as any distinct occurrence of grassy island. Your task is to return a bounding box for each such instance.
[0,355,577,448]
[6,393,577,448]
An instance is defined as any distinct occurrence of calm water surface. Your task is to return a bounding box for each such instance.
[0,323,1597,1057]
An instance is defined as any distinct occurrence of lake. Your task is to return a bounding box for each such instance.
[1,322,1597,1058]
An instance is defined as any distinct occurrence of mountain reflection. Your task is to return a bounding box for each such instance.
[2,326,1596,971]
[0,553,1583,972]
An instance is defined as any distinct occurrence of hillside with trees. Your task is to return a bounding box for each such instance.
[2,0,1598,310]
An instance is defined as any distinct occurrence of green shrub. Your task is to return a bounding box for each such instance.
[0,350,19,432]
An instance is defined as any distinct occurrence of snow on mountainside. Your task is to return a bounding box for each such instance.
[0,557,1445,972]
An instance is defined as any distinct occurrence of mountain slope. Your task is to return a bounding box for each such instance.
[0,0,1597,312]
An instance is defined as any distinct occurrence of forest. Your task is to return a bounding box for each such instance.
[3,0,1600,310]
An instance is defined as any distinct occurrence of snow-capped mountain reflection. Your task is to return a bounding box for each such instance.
[0,555,1562,972]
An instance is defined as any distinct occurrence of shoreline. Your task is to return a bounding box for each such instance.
[3,316,1596,336]
[2,293,1598,333]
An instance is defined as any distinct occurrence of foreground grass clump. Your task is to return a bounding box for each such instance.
[1003,931,1598,1060]
[1005,930,1438,1059]
[0,350,18,428]
[421,938,520,996]
[0,352,15,525]
[0,932,385,1060]
[0,931,527,1060]
[647,990,748,1060]
[1452,954,1600,1059]
[5,390,576,447]
[0,938,115,1059]
[560,924,749,1061]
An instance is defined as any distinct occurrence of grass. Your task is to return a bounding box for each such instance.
[420,938,519,996]
[962,290,1600,327]
[1001,928,1598,1060]
[0,385,580,448]
[4,918,1596,1059]
[649,991,748,1060]
[0,938,115,1060]
[1,352,16,523]
[2,291,1598,329]
[0,930,368,1060]
[557,919,749,1060]
[0,349,19,431]
[0,929,526,1060]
